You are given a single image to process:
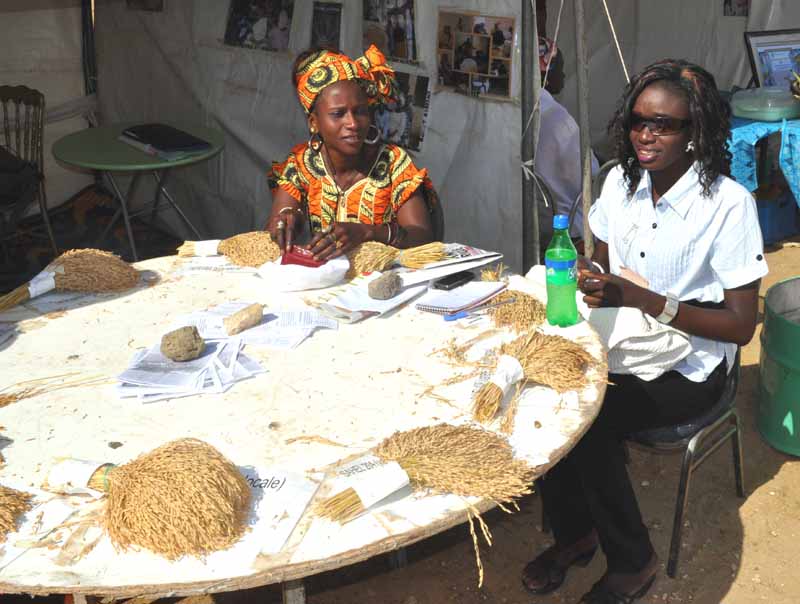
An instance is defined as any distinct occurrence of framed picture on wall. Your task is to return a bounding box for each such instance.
[311,2,342,51]
[223,0,294,52]
[745,29,800,87]
[437,10,515,100]
[362,0,418,65]
[374,71,430,151]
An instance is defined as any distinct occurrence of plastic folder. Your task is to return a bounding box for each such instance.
[121,123,211,153]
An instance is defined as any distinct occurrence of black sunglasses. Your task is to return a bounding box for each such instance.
[630,114,691,136]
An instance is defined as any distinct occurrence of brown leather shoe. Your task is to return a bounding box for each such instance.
[521,532,599,595]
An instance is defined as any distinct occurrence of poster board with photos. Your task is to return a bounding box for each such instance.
[375,71,430,152]
[745,29,800,88]
[363,0,418,65]
[437,10,514,100]
[224,0,294,52]
[312,2,342,51]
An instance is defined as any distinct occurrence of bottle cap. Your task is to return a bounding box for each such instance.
[553,214,569,230]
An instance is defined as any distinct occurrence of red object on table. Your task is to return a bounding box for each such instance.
[280,245,328,268]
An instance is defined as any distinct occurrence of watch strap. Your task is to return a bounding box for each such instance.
[655,292,679,324]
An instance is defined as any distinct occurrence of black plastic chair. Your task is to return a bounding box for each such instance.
[627,350,745,578]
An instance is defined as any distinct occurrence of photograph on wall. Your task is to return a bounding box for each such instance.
[745,30,800,87]
[362,0,418,64]
[223,0,294,52]
[723,0,750,17]
[437,10,514,100]
[374,71,430,152]
[126,0,164,10]
[311,2,342,51]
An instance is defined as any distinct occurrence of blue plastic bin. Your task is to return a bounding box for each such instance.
[756,191,799,245]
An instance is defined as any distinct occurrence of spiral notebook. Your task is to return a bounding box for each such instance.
[415,281,506,315]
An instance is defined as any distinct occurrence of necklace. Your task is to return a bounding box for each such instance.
[322,147,368,223]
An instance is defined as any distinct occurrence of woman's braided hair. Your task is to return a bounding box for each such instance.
[608,59,731,198]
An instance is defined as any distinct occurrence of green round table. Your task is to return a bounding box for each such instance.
[52,123,225,260]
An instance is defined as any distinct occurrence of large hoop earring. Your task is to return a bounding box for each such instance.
[308,131,323,152]
[365,124,381,145]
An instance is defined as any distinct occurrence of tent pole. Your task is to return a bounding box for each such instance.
[521,0,541,271]
[573,0,594,258]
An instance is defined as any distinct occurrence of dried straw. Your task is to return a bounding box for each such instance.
[346,241,447,279]
[98,438,251,559]
[488,290,546,332]
[0,249,139,312]
[0,484,33,544]
[217,231,282,267]
[0,373,108,409]
[472,331,594,424]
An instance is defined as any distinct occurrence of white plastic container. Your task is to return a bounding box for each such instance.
[731,87,800,121]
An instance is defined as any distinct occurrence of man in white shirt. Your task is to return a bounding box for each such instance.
[534,42,599,246]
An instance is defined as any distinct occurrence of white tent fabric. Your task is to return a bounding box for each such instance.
[0,1,93,210]
[4,0,790,270]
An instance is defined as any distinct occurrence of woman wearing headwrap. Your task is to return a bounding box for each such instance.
[267,45,438,260]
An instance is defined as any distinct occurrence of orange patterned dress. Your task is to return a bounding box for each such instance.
[269,143,438,232]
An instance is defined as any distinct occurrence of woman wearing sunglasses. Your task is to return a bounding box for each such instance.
[522,60,767,603]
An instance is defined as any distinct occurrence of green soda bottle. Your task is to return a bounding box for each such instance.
[545,214,579,327]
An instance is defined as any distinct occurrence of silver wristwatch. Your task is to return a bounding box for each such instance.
[655,292,679,324]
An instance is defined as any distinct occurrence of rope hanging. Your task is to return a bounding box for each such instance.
[601,0,630,83]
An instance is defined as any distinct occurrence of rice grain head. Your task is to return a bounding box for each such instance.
[0,484,33,544]
[346,242,399,279]
[103,438,251,559]
[52,248,140,292]
[489,290,546,332]
[504,331,593,393]
[375,423,535,503]
[218,231,281,267]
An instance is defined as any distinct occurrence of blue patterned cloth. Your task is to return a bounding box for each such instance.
[729,117,800,209]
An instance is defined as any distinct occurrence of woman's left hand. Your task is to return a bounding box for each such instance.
[306,222,373,260]
[578,270,649,309]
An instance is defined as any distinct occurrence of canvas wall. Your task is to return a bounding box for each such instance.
[0,0,93,211]
[93,0,800,272]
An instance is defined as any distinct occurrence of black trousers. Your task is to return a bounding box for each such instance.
[540,360,727,574]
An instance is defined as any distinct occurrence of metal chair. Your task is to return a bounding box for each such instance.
[627,350,745,578]
[0,85,58,255]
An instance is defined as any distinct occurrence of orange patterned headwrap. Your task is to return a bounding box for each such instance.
[294,45,400,114]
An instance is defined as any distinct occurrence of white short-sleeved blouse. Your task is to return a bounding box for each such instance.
[589,163,768,382]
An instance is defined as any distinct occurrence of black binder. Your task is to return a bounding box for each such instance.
[121,124,211,153]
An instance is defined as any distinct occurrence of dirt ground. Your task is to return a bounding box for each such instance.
[221,239,800,604]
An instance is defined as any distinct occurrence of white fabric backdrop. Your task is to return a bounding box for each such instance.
[85,0,800,271]
[0,3,93,210]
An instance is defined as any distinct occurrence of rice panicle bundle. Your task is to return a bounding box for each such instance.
[395,241,447,269]
[346,241,447,279]
[177,241,201,257]
[376,424,535,501]
[480,262,507,282]
[346,241,397,279]
[316,423,535,524]
[488,290,546,332]
[0,484,33,544]
[94,438,251,559]
[315,486,364,523]
[472,331,594,424]
[0,249,139,312]
[217,231,282,267]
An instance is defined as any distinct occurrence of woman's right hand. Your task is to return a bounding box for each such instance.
[268,207,303,252]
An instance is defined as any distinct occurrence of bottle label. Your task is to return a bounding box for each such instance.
[545,257,577,282]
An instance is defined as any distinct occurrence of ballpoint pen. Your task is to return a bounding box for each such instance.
[443,296,516,321]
